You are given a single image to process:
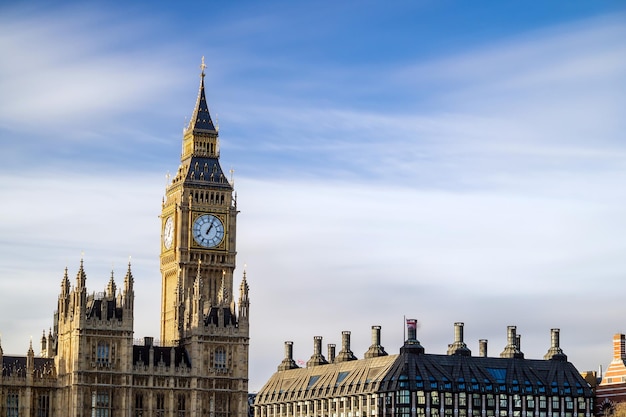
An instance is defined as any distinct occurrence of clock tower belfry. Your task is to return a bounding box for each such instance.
[159,59,247,350]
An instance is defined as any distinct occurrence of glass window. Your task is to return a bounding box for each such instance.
[37,392,50,417]
[134,393,144,417]
[539,396,547,409]
[97,342,110,364]
[396,390,410,405]
[431,391,440,406]
[397,406,410,417]
[417,391,426,405]
[156,393,165,417]
[7,391,19,417]
[214,347,227,369]
[92,391,110,417]
[177,394,187,417]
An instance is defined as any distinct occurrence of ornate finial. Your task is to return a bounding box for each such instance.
[200,56,206,76]
[229,168,235,185]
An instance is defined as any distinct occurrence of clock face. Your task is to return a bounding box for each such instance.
[192,214,225,248]
[163,216,174,249]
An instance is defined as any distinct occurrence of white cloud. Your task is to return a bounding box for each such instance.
[0,4,625,392]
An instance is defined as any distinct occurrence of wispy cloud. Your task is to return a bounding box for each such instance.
[0,5,188,136]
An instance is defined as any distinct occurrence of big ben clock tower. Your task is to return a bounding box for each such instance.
[159,59,247,346]
[159,60,250,416]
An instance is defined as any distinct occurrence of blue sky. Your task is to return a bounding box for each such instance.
[1,1,625,391]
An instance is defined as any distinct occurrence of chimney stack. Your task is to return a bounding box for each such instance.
[335,331,357,363]
[544,328,567,361]
[500,325,524,359]
[364,325,388,358]
[479,339,488,357]
[278,341,299,371]
[447,322,471,356]
[327,344,336,364]
[306,336,328,367]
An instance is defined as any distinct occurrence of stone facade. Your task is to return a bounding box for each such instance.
[254,323,594,417]
[0,62,250,417]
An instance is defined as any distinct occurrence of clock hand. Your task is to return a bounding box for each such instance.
[206,223,214,235]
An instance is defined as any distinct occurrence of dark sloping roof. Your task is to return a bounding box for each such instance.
[205,306,238,327]
[188,73,217,133]
[186,157,232,190]
[132,345,191,368]
[255,355,398,405]
[381,351,593,397]
[85,298,123,320]
[2,356,55,377]
[256,347,594,405]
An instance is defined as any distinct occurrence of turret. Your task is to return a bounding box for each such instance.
[27,339,34,371]
[238,270,249,321]
[59,267,71,317]
[47,329,55,358]
[192,261,204,327]
[106,270,116,298]
[217,271,228,305]
[74,259,88,321]
[76,258,87,289]
[40,330,47,356]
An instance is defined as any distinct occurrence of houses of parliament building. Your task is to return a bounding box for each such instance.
[0,63,250,417]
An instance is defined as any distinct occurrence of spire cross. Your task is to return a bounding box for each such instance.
[200,56,206,76]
